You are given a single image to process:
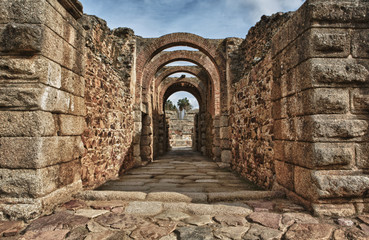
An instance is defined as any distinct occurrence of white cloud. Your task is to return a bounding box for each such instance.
[79,0,303,109]
[80,0,304,38]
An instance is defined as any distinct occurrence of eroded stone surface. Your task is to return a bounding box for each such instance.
[247,212,282,229]
[284,223,335,240]
[243,224,283,240]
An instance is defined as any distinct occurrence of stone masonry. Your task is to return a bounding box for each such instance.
[0,0,368,222]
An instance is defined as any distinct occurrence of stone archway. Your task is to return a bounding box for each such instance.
[136,48,223,163]
[159,80,204,153]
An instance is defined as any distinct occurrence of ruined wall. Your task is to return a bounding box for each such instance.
[230,0,369,215]
[80,15,136,188]
[272,0,369,215]
[0,0,85,220]
[229,13,291,189]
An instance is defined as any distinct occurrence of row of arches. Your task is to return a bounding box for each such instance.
[133,32,227,162]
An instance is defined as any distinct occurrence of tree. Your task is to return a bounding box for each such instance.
[165,100,177,111]
[177,97,192,112]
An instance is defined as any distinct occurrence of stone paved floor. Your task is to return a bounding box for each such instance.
[1,149,369,239]
[94,148,275,203]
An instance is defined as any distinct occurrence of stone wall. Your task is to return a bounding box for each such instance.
[0,0,85,220]
[230,0,369,215]
[271,0,369,216]
[229,13,292,189]
[80,15,136,189]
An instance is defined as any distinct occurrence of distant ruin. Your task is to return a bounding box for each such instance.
[166,109,198,148]
[0,0,368,220]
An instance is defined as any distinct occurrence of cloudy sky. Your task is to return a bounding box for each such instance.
[79,0,304,108]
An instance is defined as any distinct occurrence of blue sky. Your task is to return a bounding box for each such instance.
[79,0,304,108]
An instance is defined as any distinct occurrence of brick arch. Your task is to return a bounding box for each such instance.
[136,32,225,87]
[141,50,220,115]
[159,77,206,114]
[155,66,209,89]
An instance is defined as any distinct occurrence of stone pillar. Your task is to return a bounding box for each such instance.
[0,0,85,220]
[213,116,221,162]
[220,114,231,163]
[133,109,142,166]
[272,0,369,216]
[140,113,153,162]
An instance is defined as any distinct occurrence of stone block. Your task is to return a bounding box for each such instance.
[309,28,350,58]
[294,167,319,201]
[312,203,356,217]
[352,29,369,58]
[0,201,43,221]
[0,57,83,95]
[275,160,294,191]
[43,0,85,48]
[61,68,85,97]
[351,88,369,114]
[313,170,369,199]
[0,23,43,54]
[356,143,369,169]
[0,83,44,109]
[273,119,296,141]
[305,143,354,168]
[0,159,81,198]
[220,139,231,149]
[0,136,84,169]
[0,83,86,115]
[273,88,349,119]
[220,115,229,127]
[142,126,152,136]
[310,1,369,23]
[273,28,350,80]
[212,147,221,158]
[141,146,152,157]
[41,26,84,75]
[221,150,232,163]
[279,142,354,169]
[298,88,349,115]
[308,116,368,141]
[0,111,55,137]
[69,95,86,116]
[273,140,285,161]
[41,86,71,113]
[140,137,151,146]
[0,0,45,24]
[58,114,86,136]
[308,58,369,87]
[220,127,230,139]
[272,97,287,119]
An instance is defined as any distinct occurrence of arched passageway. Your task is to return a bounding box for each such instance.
[134,33,228,165]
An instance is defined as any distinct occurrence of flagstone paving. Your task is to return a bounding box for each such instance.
[1,149,368,239]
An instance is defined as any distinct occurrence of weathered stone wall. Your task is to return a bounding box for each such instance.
[272,0,369,216]
[80,15,136,189]
[229,13,292,189]
[0,0,85,220]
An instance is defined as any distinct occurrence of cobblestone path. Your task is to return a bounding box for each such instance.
[1,149,368,239]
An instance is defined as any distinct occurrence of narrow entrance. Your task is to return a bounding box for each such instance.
[165,91,199,150]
